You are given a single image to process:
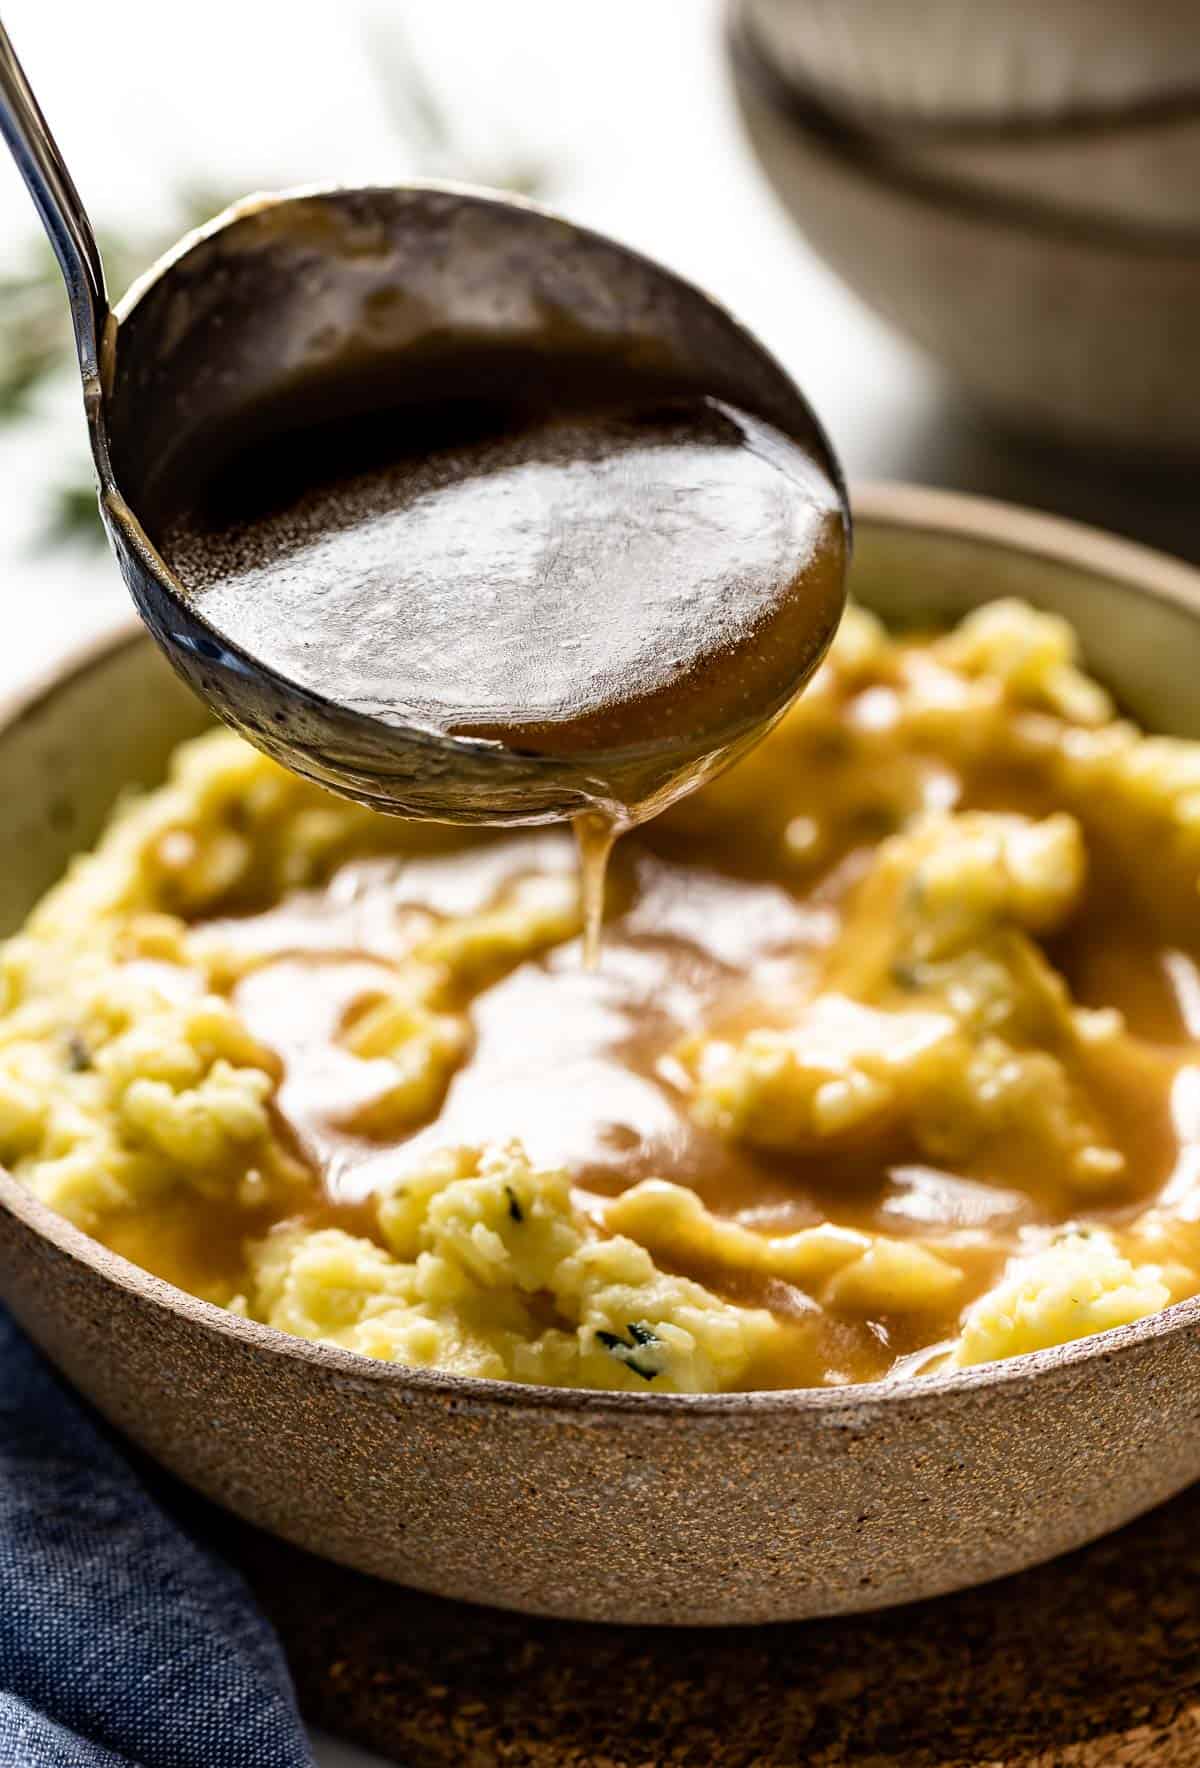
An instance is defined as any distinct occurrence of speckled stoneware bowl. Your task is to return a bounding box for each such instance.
[2,485,1200,1627]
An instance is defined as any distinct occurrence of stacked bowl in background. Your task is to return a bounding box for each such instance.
[729,0,1200,456]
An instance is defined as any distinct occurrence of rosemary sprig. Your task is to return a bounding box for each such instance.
[37,480,108,552]
[1,195,230,423]
[9,193,247,552]
[0,270,66,421]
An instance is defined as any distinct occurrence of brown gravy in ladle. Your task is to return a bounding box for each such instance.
[154,349,847,959]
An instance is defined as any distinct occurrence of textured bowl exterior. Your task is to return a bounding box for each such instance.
[731,43,1200,456]
[3,486,1200,1625]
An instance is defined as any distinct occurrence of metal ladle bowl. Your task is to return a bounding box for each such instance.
[0,20,849,823]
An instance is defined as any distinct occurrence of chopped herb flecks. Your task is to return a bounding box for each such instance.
[595,1322,665,1381]
[505,1185,524,1224]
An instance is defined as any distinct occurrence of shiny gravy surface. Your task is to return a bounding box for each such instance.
[156,362,845,967]
[134,768,1196,1389]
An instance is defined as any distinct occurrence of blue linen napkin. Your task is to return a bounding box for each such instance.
[0,1305,314,1768]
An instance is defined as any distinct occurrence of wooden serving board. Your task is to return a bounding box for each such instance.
[214,1476,1200,1768]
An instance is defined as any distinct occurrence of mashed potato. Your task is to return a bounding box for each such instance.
[3,597,1199,1389]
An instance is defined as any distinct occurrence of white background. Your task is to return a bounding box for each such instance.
[0,3,1195,1761]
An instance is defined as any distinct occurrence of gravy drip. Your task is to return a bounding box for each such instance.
[573,812,620,970]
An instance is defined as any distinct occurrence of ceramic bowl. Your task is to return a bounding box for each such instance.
[879,105,1200,235]
[3,485,1200,1626]
[730,29,1200,457]
[736,0,1200,126]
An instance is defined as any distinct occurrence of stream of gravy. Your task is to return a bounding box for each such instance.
[572,811,620,969]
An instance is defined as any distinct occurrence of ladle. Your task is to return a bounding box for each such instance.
[0,16,849,825]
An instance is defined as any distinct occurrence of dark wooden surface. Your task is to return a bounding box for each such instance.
[218,1479,1200,1766]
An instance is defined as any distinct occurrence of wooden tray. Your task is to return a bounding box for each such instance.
[215,1477,1200,1766]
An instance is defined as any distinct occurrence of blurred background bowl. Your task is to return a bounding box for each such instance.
[730,13,1200,457]
[881,106,1200,234]
[737,0,1200,126]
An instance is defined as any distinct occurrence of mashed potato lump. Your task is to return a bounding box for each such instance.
[5,598,1200,1391]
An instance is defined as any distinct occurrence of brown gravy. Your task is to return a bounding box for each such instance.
[181,793,1193,1386]
[158,392,843,770]
[219,838,820,1208]
[154,364,846,950]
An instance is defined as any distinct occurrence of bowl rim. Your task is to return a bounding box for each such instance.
[729,0,1200,143]
[728,1,1200,256]
[5,477,1200,1422]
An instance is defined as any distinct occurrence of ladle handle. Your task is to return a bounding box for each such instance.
[0,16,108,397]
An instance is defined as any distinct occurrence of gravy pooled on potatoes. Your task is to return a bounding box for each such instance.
[6,600,1200,1391]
